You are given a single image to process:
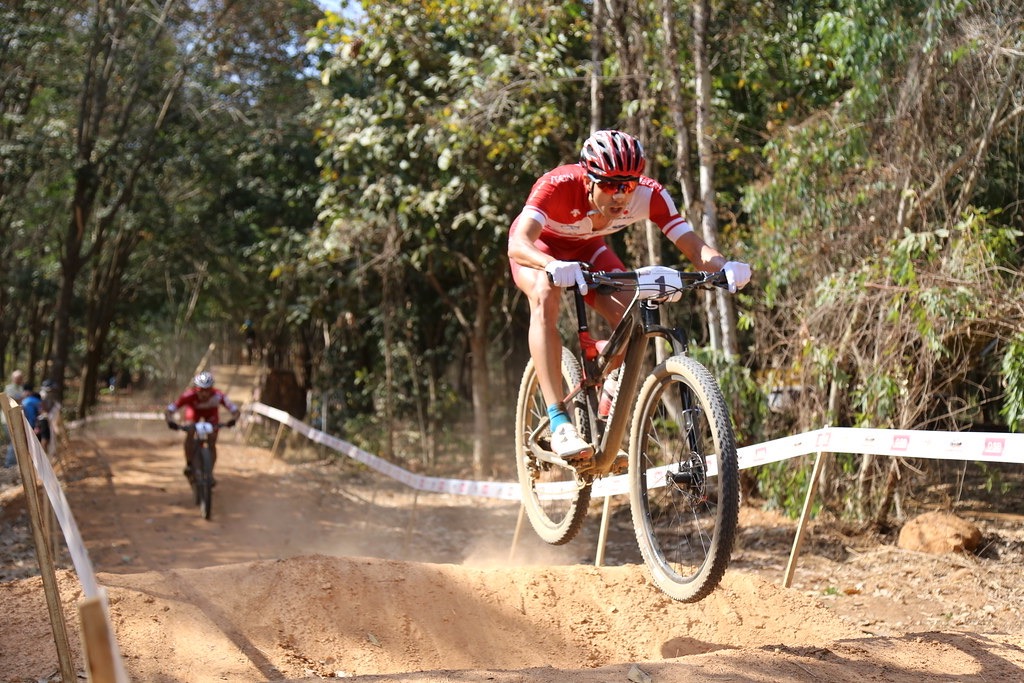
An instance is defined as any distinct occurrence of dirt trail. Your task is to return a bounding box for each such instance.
[2,414,1023,682]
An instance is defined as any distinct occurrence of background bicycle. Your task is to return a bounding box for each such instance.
[169,419,234,520]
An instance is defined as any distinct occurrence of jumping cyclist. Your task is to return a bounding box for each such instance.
[166,371,240,484]
[507,129,752,460]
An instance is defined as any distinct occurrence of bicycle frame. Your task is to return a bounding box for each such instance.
[563,270,711,478]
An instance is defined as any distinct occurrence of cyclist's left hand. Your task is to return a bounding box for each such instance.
[225,418,237,428]
[723,261,751,293]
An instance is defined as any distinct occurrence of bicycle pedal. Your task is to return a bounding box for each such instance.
[563,448,595,464]
[611,451,629,474]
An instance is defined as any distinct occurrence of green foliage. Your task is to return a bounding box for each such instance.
[755,457,819,519]
[688,345,766,447]
[975,462,1014,497]
[1001,337,1024,432]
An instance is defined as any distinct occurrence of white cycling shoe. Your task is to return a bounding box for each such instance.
[551,423,594,460]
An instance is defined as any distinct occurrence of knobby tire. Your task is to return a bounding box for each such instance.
[198,446,214,521]
[514,347,592,545]
[628,354,739,602]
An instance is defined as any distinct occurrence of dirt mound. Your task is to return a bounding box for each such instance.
[2,415,1024,681]
[4,557,1023,682]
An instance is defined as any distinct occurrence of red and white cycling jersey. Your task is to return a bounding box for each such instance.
[512,164,693,252]
[167,388,237,424]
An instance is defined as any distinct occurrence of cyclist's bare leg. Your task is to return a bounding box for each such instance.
[515,266,567,407]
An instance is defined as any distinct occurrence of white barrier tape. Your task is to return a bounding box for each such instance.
[737,427,1024,468]
[823,427,1020,462]
[21,413,102,598]
[247,403,523,500]
[64,411,166,429]
[69,404,1024,501]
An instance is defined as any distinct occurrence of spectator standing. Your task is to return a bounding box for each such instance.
[35,380,55,453]
[3,370,26,468]
[3,369,25,401]
[241,319,257,364]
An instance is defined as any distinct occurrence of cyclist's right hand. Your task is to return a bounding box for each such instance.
[166,421,179,431]
[544,260,589,296]
[723,261,752,293]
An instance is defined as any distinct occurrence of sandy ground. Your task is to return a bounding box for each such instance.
[2,414,1024,682]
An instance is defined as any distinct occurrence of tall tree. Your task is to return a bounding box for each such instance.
[311,0,590,474]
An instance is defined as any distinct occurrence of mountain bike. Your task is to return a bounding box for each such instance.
[170,420,232,520]
[514,265,740,602]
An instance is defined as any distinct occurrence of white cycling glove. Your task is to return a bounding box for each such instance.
[722,261,752,293]
[544,260,588,296]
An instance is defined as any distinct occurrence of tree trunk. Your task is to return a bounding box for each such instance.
[692,0,739,355]
[589,0,604,132]
[659,0,697,213]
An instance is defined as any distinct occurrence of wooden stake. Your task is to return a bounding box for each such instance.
[595,495,613,567]
[783,451,828,588]
[78,596,122,683]
[270,421,288,459]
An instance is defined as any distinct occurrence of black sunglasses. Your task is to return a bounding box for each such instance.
[589,175,639,194]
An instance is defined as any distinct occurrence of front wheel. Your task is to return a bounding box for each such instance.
[629,354,739,602]
[197,446,214,520]
[514,347,592,545]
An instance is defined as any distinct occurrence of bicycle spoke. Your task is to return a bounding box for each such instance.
[630,355,739,602]
[514,350,592,546]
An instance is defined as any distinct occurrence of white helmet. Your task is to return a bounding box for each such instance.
[193,371,215,389]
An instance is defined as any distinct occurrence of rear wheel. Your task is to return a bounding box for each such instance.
[629,354,739,602]
[514,347,592,545]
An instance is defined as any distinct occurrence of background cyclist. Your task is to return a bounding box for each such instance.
[506,129,752,460]
[165,371,240,483]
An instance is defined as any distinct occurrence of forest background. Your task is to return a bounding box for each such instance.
[2,0,1023,527]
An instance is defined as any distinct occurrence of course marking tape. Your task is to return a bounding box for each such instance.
[22,414,102,597]
[72,403,1024,501]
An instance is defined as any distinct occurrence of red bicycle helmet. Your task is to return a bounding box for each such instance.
[579,130,646,179]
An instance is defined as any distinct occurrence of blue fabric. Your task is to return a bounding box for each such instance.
[547,403,569,430]
[21,394,41,427]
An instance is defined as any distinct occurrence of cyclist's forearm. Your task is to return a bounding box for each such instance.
[674,232,726,272]
[508,216,553,270]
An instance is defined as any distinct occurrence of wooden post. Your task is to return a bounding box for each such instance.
[270,421,288,459]
[1,395,77,682]
[783,451,828,588]
[594,495,612,567]
[508,504,526,562]
[78,595,122,683]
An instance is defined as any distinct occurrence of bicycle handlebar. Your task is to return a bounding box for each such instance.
[585,268,727,288]
[581,266,729,301]
[167,419,236,433]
